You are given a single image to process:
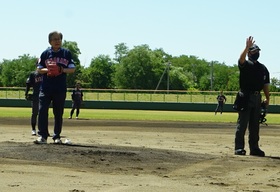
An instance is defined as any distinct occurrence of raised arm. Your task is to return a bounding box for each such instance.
[239,36,254,65]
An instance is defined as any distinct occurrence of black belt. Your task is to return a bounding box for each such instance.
[242,90,260,95]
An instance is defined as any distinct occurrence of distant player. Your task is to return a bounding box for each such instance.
[215,91,226,115]
[25,60,43,135]
[69,83,83,119]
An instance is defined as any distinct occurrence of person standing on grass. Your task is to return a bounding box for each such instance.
[215,91,226,115]
[69,83,83,119]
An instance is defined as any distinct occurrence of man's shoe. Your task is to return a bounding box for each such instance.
[34,137,47,144]
[54,138,62,144]
[68,116,72,119]
[31,130,36,136]
[235,149,246,155]
[250,149,265,157]
[76,117,79,119]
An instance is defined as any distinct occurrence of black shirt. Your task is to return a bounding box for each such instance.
[217,95,226,103]
[71,88,83,103]
[26,71,43,96]
[238,60,270,92]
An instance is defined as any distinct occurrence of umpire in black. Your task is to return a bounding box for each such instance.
[234,36,270,157]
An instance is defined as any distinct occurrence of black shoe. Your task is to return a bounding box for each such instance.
[250,149,265,157]
[235,149,246,155]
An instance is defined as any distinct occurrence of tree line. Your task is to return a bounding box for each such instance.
[1,40,279,92]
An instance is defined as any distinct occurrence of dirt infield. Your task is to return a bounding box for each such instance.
[0,117,280,192]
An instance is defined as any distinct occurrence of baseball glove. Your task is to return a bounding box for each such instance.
[259,100,268,126]
[47,62,63,77]
[25,94,33,101]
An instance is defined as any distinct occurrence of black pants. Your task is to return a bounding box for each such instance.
[31,97,39,130]
[70,101,81,117]
[38,91,66,140]
[215,101,224,114]
[235,93,261,151]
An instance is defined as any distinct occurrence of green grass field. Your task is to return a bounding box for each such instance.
[1,107,279,124]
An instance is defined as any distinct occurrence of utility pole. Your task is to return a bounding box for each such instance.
[155,61,171,93]
[167,61,170,93]
[210,61,213,91]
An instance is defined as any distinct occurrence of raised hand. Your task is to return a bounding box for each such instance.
[246,36,255,49]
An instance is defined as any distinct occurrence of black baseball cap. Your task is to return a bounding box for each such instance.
[249,44,261,52]
[35,58,40,66]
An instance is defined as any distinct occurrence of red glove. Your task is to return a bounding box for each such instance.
[47,62,63,77]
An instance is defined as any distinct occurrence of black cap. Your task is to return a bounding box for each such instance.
[35,58,40,66]
[249,44,261,52]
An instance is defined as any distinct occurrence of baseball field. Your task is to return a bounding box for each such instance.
[0,107,280,192]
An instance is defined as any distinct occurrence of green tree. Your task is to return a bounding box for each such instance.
[77,66,92,88]
[171,55,211,90]
[114,43,129,63]
[199,75,211,91]
[213,62,230,91]
[88,55,114,88]
[0,54,37,87]
[168,67,194,90]
[114,45,164,89]
[225,65,239,91]
[270,77,280,92]
[62,40,81,87]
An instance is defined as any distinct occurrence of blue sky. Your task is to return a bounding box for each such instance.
[2,0,280,78]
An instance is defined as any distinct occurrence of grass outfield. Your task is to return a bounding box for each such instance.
[1,107,279,124]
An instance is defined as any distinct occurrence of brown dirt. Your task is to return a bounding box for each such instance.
[0,117,280,192]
